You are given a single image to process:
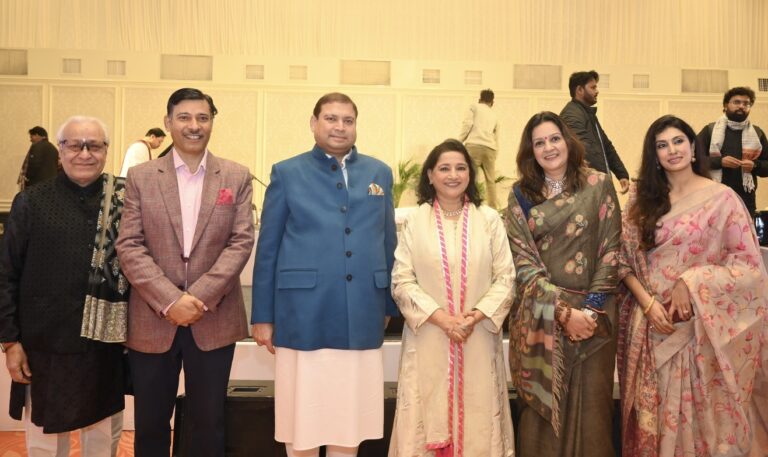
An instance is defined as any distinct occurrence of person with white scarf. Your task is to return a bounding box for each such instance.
[698,86,768,216]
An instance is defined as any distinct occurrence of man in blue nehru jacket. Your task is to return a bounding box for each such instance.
[252,92,397,457]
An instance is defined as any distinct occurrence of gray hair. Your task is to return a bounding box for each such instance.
[56,116,110,145]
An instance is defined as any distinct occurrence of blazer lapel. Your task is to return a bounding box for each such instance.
[158,155,185,251]
[190,153,222,254]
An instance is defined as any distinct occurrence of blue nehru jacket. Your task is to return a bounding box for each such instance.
[251,145,398,350]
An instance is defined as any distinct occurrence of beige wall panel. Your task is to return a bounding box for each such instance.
[743,104,768,212]
[600,99,662,194]
[493,97,530,199]
[51,85,116,172]
[666,101,720,133]
[536,97,571,115]
[123,87,172,164]
[348,93,397,168]
[401,95,465,164]
[0,84,44,207]
[262,92,320,177]
[202,89,259,173]
[749,105,768,137]
[398,95,466,206]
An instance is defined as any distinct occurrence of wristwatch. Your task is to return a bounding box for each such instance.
[582,308,598,320]
[0,342,17,353]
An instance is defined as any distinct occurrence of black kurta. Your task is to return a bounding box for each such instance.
[0,173,124,433]
[22,139,59,188]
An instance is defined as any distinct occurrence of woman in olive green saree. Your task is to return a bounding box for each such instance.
[504,112,621,457]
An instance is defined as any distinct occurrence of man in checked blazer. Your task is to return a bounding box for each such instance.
[116,88,254,457]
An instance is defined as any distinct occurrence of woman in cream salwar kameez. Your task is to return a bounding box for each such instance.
[389,139,515,457]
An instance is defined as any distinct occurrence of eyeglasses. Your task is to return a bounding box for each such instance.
[730,99,753,108]
[59,139,108,154]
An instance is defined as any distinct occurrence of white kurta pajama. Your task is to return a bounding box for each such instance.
[274,347,384,450]
[389,204,516,457]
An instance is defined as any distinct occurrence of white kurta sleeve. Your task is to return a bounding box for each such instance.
[119,142,150,177]
[391,215,442,333]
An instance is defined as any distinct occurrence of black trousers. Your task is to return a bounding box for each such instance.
[129,326,235,457]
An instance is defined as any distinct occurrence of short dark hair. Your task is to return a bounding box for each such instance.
[166,88,218,117]
[312,92,358,118]
[416,139,482,207]
[28,126,48,137]
[479,89,494,104]
[145,128,166,137]
[723,86,756,106]
[568,70,600,98]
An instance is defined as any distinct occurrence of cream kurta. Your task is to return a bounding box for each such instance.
[389,203,515,457]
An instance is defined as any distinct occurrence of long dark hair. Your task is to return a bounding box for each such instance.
[515,111,587,205]
[416,139,482,207]
[629,115,710,250]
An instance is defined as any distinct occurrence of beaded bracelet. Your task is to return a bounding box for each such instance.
[562,306,572,326]
[554,303,564,322]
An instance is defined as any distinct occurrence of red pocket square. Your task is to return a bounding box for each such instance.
[216,188,234,205]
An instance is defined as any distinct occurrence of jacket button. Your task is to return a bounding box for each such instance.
[345,227,351,234]
[346,274,353,281]
[340,206,347,213]
[346,251,352,257]
[336,182,343,189]
[331,164,338,171]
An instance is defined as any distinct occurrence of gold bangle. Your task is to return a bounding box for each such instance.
[643,295,656,315]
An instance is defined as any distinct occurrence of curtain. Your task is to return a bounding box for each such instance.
[1,0,766,68]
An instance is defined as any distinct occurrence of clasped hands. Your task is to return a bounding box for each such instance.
[431,309,485,343]
[721,155,754,172]
[561,308,597,343]
[645,279,693,335]
[165,293,205,327]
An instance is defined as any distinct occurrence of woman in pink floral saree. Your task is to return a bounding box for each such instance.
[618,115,768,457]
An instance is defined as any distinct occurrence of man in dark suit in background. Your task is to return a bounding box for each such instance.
[561,70,630,194]
[17,126,59,191]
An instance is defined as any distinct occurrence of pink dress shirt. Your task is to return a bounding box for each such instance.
[163,149,208,314]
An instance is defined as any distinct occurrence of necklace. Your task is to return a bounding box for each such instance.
[442,207,463,217]
[544,175,566,197]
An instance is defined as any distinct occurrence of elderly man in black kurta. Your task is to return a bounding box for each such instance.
[0,116,127,456]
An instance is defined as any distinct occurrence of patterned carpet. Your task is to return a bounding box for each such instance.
[0,431,135,456]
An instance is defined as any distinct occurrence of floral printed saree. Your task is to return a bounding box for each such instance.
[618,182,768,457]
[505,170,621,457]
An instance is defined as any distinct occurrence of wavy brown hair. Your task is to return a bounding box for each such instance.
[515,111,588,205]
[629,115,710,250]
